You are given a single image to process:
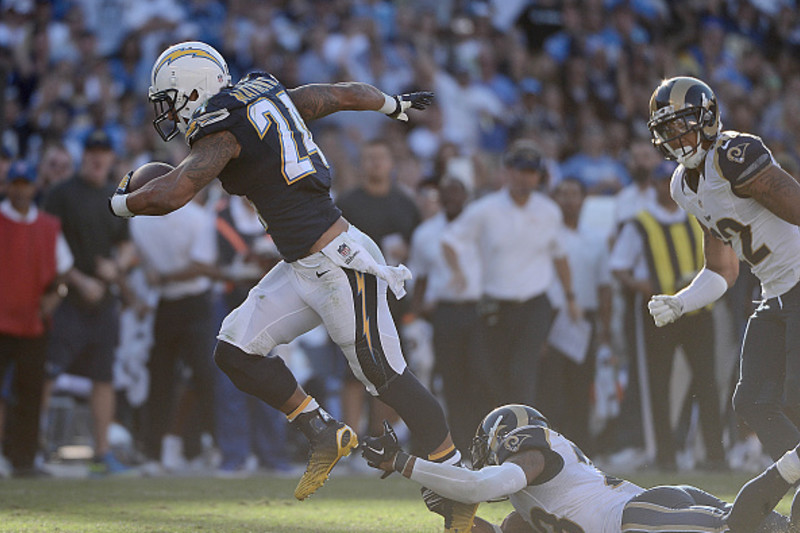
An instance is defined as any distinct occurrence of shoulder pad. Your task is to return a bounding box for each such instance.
[496,426,565,485]
[185,92,242,145]
[713,131,773,187]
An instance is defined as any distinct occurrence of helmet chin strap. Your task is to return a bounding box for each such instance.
[669,131,706,169]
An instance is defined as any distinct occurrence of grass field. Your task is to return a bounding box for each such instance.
[0,470,792,532]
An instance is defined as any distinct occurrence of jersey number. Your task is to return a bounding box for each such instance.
[713,218,771,267]
[247,91,328,184]
[528,508,584,533]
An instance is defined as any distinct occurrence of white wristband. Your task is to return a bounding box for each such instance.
[110,194,135,218]
[675,268,728,314]
[379,93,398,115]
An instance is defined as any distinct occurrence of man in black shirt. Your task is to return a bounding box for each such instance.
[44,130,136,475]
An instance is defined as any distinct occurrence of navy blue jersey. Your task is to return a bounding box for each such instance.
[714,131,772,189]
[186,72,341,262]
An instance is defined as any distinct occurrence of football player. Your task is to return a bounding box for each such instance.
[645,77,800,462]
[108,42,468,515]
[362,404,800,532]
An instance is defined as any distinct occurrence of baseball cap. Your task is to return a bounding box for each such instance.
[653,160,678,181]
[503,140,545,171]
[7,160,36,183]
[84,129,113,151]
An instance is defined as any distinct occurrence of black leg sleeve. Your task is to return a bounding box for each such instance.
[726,466,791,532]
[213,340,297,410]
[377,368,450,456]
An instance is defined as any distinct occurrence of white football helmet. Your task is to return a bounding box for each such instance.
[149,41,231,141]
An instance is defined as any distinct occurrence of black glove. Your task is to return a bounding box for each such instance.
[361,420,402,478]
[386,91,435,121]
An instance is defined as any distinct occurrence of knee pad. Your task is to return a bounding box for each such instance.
[213,341,297,410]
[377,369,449,456]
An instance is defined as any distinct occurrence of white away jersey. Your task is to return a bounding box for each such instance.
[671,130,800,298]
[504,427,643,533]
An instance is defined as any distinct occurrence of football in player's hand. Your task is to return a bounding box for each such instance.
[128,162,174,192]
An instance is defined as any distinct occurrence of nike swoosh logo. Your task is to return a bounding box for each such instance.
[316,270,330,278]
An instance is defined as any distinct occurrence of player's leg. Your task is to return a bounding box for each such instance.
[302,233,475,530]
[621,486,728,532]
[733,308,800,460]
[781,286,800,431]
[86,300,126,474]
[677,311,726,467]
[214,261,355,500]
[725,444,800,532]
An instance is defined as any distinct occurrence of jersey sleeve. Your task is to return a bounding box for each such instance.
[715,132,774,188]
[496,426,565,485]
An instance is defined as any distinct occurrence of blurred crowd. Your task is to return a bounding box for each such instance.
[2,0,800,478]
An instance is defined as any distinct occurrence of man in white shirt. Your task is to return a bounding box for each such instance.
[539,177,612,452]
[129,196,218,472]
[442,140,579,408]
[408,176,491,452]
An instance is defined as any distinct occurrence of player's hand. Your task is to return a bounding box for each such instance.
[361,420,401,478]
[648,294,683,327]
[386,92,434,121]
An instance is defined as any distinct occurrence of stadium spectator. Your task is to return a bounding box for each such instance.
[538,177,612,454]
[560,122,631,195]
[442,140,579,408]
[36,143,73,194]
[42,130,136,475]
[407,175,491,453]
[129,194,218,474]
[0,161,72,477]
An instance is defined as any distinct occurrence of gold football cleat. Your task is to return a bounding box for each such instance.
[294,421,359,501]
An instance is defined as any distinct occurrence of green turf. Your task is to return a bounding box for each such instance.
[0,470,793,532]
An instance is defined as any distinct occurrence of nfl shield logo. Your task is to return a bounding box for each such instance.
[337,243,352,258]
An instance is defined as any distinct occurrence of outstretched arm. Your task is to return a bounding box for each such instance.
[288,82,386,121]
[288,82,433,122]
[361,425,538,504]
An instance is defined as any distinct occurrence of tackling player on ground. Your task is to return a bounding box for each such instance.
[108,42,470,522]
[645,76,800,463]
[362,404,800,532]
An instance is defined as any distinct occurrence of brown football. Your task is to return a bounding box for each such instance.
[128,162,174,192]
